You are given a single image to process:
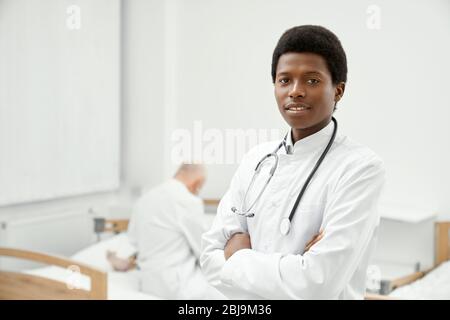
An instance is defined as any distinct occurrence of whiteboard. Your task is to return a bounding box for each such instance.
[0,0,121,206]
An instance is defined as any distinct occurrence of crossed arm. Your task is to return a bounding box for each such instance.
[201,156,385,299]
[224,230,324,260]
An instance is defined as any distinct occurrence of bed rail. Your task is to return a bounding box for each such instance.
[0,247,107,300]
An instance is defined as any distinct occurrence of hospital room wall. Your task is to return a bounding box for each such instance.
[0,0,122,257]
[0,0,166,258]
[121,0,166,195]
[160,0,450,222]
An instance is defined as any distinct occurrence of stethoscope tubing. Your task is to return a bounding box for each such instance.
[233,117,338,226]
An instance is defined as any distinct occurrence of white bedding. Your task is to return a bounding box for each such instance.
[389,261,450,299]
[25,234,160,300]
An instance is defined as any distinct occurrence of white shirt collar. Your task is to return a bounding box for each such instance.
[284,120,336,155]
[168,178,189,193]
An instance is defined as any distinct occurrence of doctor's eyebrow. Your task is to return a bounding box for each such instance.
[276,71,326,78]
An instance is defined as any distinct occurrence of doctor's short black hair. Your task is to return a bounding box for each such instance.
[271,25,347,85]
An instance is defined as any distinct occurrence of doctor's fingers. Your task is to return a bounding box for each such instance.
[228,232,251,242]
[307,229,324,245]
[303,232,324,253]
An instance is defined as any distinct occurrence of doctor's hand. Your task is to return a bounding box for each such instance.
[224,232,251,260]
[303,229,324,254]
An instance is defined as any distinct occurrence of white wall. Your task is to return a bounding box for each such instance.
[0,0,172,257]
[0,0,124,257]
[160,0,450,221]
[0,0,168,257]
[0,0,121,206]
[121,0,166,194]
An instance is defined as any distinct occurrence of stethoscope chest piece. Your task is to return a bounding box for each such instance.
[280,218,291,235]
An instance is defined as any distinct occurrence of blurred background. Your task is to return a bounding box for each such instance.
[0,0,449,298]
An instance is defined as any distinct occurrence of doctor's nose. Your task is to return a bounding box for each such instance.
[289,82,306,99]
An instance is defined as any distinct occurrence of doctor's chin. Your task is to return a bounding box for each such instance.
[1,0,450,312]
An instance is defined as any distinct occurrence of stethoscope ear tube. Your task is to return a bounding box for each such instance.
[241,152,279,216]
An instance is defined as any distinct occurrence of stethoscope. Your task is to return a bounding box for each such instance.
[231,117,337,236]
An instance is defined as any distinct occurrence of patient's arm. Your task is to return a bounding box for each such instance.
[106,250,137,272]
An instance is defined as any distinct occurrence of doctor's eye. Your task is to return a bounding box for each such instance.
[278,78,290,84]
[306,79,320,85]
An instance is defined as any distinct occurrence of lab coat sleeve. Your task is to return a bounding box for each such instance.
[219,156,386,299]
[178,199,209,259]
[200,160,249,288]
[125,207,139,256]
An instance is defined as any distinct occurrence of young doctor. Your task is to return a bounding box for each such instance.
[200,25,386,299]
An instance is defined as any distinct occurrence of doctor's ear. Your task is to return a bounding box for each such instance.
[334,82,346,103]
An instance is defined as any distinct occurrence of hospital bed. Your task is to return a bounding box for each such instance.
[0,199,221,300]
[366,221,450,300]
[4,206,444,300]
[0,232,160,300]
[385,221,450,299]
[0,247,107,299]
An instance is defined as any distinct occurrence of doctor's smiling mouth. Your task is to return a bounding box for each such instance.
[274,51,345,143]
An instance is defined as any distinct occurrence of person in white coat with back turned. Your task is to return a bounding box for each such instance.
[200,25,386,300]
[128,164,224,299]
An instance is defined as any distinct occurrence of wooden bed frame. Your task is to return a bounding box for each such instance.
[435,222,450,265]
[94,217,129,235]
[0,247,107,299]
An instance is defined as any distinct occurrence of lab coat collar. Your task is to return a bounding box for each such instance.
[285,119,336,155]
[168,178,190,194]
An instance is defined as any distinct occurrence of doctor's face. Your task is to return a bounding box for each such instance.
[274,52,344,136]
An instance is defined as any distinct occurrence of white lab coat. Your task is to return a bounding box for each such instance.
[128,179,225,299]
[200,121,386,299]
